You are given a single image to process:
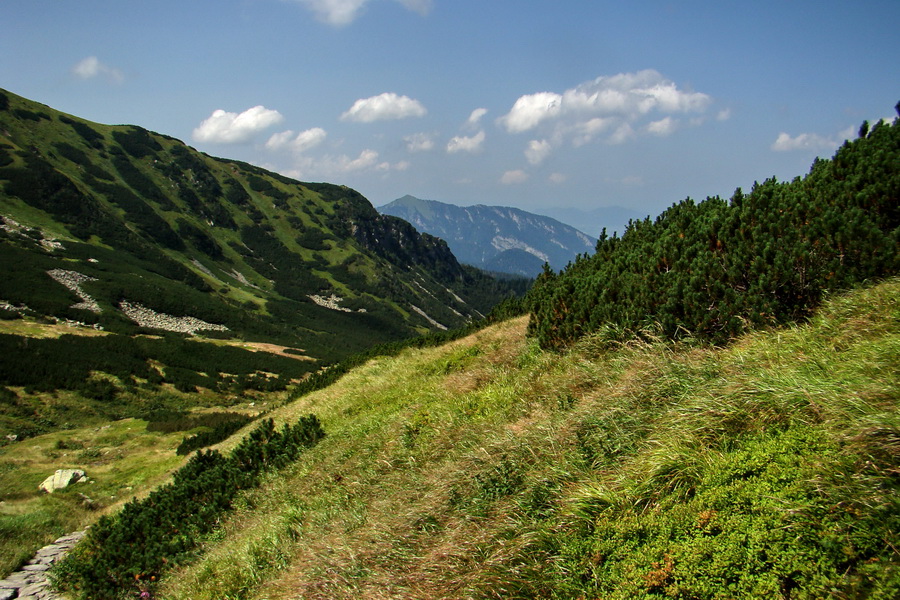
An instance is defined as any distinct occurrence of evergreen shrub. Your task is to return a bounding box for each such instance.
[54,415,325,600]
[527,115,900,348]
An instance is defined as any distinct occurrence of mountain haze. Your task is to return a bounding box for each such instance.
[537,204,644,237]
[378,195,596,277]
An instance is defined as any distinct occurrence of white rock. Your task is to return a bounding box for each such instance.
[38,469,87,494]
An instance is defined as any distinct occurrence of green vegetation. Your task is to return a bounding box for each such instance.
[0,330,312,437]
[173,412,255,455]
[0,418,188,578]
[150,279,900,599]
[54,416,325,600]
[3,88,898,600]
[528,114,900,349]
[0,85,525,393]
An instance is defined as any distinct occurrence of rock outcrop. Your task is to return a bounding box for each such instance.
[119,300,229,335]
[46,270,100,313]
[38,470,87,494]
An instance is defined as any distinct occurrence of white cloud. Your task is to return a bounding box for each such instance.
[286,148,409,178]
[717,108,732,121]
[525,139,552,165]
[771,131,839,152]
[646,116,677,136]
[498,91,562,134]
[72,56,123,83]
[499,69,713,146]
[446,130,485,154]
[466,107,488,128]
[294,0,367,26]
[193,106,284,144]
[266,127,327,152]
[345,148,380,170]
[572,117,613,146]
[404,132,435,152]
[549,172,568,184]
[500,169,529,184]
[341,92,427,122]
[291,0,431,26]
[608,123,635,145]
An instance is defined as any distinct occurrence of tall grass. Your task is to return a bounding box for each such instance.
[153,280,898,599]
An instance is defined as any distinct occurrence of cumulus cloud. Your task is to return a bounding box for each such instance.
[498,91,562,134]
[646,116,677,136]
[446,130,485,154]
[193,106,284,144]
[548,172,568,184]
[341,92,427,122]
[498,70,712,148]
[265,127,327,152]
[404,132,435,152]
[286,148,409,179]
[466,107,489,128]
[500,169,529,184]
[609,123,636,145]
[292,0,432,26]
[343,148,380,170]
[572,117,614,146]
[771,131,840,152]
[525,139,552,165]
[72,56,124,83]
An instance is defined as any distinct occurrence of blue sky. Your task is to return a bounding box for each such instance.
[2,0,898,232]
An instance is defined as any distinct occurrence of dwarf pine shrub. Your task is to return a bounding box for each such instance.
[53,415,324,600]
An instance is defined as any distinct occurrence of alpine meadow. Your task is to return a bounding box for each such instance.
[0,82,899,600]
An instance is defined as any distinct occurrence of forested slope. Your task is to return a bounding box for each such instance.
[528,110,900,348]
[0,87,519,359]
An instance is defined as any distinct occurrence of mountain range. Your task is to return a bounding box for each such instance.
[378,195,597,277]
[2,87,898,600]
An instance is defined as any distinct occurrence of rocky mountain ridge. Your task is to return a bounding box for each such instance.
[378,195,597,277]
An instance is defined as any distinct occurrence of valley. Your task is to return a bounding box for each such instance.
[0,87,898,599]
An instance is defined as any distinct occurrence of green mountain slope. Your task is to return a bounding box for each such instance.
[57,277,895,600]
[0,89,520,424]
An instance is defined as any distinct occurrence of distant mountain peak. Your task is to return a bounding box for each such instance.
[378,195,596,277]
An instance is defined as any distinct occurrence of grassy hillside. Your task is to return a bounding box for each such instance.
[84,278,897,600]
[0,86,518,358]
[0,87,522,439]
